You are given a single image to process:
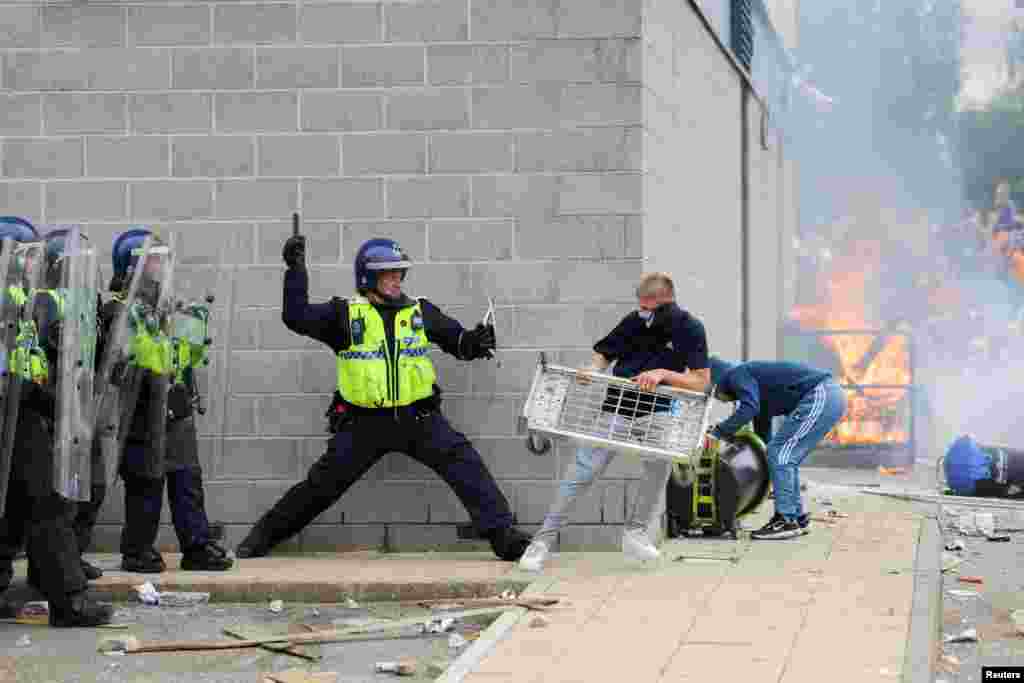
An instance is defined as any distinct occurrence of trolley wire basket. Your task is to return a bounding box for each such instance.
[519,353,714,464]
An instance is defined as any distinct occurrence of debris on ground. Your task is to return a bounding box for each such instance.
[374,660,416,676]
[343,598,358,609]
[528,615,550,628]
[944,540,966,551]
[414,597,559,611]
[425,660,449,678]
[15,635,31,647]
[158,592,210,608]
[21,601,48,616]
[448,633,468,649]
[987,535,1011,542]
[224,623,321,661]
[878,466,908,475]
[938,653,961,672]
[947,590,978,599]
[135,582,160,605]
[944,627,979,643]
[941,552,964,573]
[1011,609,1024,635]
[269,600,284,614]
[499,590,517,600]
[264,669,338,683]
[97,636,140,654]
[420,617,455,634]
[674,555,740,564]
[958,576,984,585]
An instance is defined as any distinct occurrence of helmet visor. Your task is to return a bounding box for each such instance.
[361,243,411,271]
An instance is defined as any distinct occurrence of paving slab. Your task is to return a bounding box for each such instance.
[442,467,944,683]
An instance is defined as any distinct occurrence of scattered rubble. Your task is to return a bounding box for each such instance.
[944,627,978,644]
[1011,609,1024,635]
[374,660,416,676]
[421,617,455,634]
[343,598,359,609]
[269,600,284,614]
[944,539,966,551]
[135,582,160,605]
[447,633,468,649]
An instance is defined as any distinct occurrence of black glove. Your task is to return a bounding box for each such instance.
[44,320,62,354]
[282,234,306,269]
[460,323,495,360]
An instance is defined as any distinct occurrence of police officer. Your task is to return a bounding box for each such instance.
[38,229,106,582]
[0,218,111,626]
[235,236,531,561]
[107,229,232,573]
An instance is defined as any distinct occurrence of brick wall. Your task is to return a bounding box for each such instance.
[1,1,793,552]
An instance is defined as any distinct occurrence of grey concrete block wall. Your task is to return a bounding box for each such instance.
[0,0,794,553]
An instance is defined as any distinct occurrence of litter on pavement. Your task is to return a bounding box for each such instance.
[134,582,160,605]
[944,627,978,643]
[1011,609,1024,635]
[374,660,416,676]
[448,633,468,649]
[945,540,966,551]
[269,600,284,613]
[957,576,984,585]
[947,590,978,599]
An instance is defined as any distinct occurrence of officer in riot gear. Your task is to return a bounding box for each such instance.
[0,220,112,627]
[105,228,232,573]
[236,234,530,561]
[39,229,107,581]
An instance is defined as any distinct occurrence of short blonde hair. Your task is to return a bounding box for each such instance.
[636,272,675,298]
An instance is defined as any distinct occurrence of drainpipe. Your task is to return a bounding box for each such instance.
[732,0,754,361]
[740,87,751,361]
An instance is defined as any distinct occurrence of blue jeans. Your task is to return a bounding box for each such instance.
[767,380,847,520]
[534,413,670,545]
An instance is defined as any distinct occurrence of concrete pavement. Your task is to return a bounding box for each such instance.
[3,468,944,682]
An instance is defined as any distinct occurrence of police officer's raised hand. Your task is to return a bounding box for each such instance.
[461,323,495,360]
[282,234,306,269]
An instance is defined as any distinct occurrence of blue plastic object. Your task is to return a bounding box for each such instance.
[944,435,993,495]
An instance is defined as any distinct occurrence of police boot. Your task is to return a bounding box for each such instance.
[49,592,113,628]
[81,559,103,580]
[235,523,275,559]
[487,526,531,562]
[181,542,234,571]
[121,548,166,573]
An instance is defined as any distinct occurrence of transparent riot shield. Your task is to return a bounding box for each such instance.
[51,228,99,501]
[95,231,176,483]
[0,238,45,510]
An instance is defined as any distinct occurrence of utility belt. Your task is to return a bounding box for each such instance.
[325,389,442,433]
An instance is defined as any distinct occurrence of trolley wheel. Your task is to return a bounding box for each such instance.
[525,432,552,455]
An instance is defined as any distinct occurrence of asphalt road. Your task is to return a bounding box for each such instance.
[1,599,494,682]
[935,505,1024,683]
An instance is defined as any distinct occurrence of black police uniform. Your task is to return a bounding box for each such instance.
[236,266,529,561]
[101,299,230,572]
[0,292,111,626]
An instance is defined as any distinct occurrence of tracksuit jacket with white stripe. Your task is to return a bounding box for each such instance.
[711,361,832,440]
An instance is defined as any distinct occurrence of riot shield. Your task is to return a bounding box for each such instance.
[94,231,177,483]
[52,227,99,501]
[0,238,45,510]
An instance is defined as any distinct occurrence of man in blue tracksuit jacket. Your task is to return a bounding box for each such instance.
[706,357,847,540]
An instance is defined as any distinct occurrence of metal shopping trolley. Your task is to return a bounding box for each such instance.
[518,353,770,537]
[518,353,713,465]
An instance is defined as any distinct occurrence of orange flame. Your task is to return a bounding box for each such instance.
[790,241,911,445]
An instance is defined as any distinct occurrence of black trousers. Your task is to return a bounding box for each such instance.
[245,408,514,551]
[0,410,86,607]
[119,468,212,556]
[73,483,105,555]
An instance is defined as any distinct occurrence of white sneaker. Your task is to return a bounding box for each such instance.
[622,528,660,562]
[518,540,550,572]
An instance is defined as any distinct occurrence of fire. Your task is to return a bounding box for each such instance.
[790,240,911,445]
